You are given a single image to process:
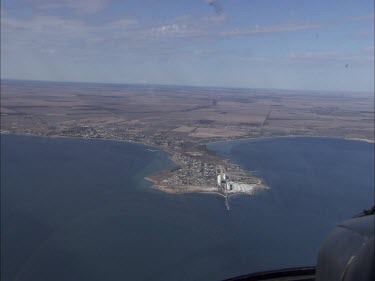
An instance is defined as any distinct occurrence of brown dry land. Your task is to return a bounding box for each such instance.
[1,80,373,142]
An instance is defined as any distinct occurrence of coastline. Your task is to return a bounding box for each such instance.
[1,132,372,197]
[206,134,375,146]
[0,132,164,150]
[145,176,225,197]
[2,132,372,148]
[145,176,267,198]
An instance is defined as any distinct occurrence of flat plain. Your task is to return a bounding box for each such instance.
[2,80,373,141]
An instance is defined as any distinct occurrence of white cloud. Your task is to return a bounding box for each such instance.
[236,50,374,65]
[1,9,374,63]
[239,57,273,63]
[33,0,110,14]
[287,51,374,63]
[220,13,374,37]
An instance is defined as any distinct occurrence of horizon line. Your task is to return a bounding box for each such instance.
[1,78,374,95]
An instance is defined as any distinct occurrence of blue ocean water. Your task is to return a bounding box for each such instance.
[1,135,374,281]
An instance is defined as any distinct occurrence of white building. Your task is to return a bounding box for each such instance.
[217,174,221,185]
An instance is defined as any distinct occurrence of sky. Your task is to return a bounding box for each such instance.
[1,0,374,91]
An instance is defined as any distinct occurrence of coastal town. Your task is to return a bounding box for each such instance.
[1,81,373,201]
[17,122,268,200]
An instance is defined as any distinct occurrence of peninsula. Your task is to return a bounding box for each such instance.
[1,80,374,197]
